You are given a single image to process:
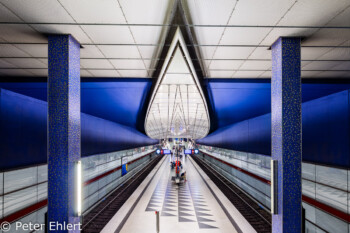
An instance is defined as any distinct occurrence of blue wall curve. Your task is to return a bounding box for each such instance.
[0,89,157,170]
[198,90,350,168]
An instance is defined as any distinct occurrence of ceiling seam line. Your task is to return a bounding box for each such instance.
[206,0,240,72]
[117,0,150,77]
[0,2,49,75]
[231,0,299,78]
[299,3,350,74]
[56,0,123,77]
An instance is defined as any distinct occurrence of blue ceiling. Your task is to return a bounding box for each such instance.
[203,79,350,130]
[1,78,350,134]
[0,78,153,131]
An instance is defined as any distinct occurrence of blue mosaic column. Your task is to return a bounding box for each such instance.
[48,35,81,233]
[271,37,302,233]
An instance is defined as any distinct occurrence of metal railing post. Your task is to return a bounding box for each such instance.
[155,211,160,233]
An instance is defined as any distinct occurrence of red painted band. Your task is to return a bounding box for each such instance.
[0,151,155,224]
[0,199,47,225]
[302,195,350,223]
[201,151,271,185]
[199,150,350,223]
[83,151,154,185]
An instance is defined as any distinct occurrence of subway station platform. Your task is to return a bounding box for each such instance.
[101,155,256,233]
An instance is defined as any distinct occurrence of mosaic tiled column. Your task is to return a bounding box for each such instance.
[271,37,302,233]
[48,35,81,233]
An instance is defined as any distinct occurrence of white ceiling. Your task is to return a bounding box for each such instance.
[0,0,349,78]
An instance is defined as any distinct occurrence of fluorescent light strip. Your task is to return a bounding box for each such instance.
[76,160,82,216]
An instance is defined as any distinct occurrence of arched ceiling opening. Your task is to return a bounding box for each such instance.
[145,28,210,139]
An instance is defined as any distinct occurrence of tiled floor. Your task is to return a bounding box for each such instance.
[119,155,238,233]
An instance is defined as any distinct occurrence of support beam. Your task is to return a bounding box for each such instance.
[271,37,302,233]
[48,35,81,233]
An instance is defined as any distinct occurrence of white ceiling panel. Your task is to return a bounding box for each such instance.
[209,60,243,70]
[88,69,120,77]
[0,59,16,68]
[110,59,146,70]
[261,28,316,46]
[138,46,157,59]
[193,27,225,45]
[316,70,348,78]
[186,0,238,25]
[303,61,340,71]
[0,0,348,81]
[301,71,321,78]
[1,0,74,23]
[249,47,271,60]
[278,0,350,26]
[213,47,255,59]
[80,70,94,77]
[98,45,141,58]
[118,0,171,24]
[33,25,92,44]
[208,70,233,78]
[0,68,32,76]
[14,44,47,57]
[201,59,211,71]
[59,0,126,23]
[260,71,271,78]
[198,47,217,60]
[0,45,30,57]
[232,70,264,78]
[0,3,21,22]
[26,69,47,77]
[38,58,47,65]
[319,48,350,60]
[80,59,114,69]
[4,58,46,68]
[0,25,46,43]
[130,26,164,45]
[240,60,271,70]
[301,61,310,68]
[342,72,350,77]
[119,70,148,77]
[220,28,271,45]
[80,45,104,58]
[303,29,350,46]
[326,6,350,27]
[143,60,152,69]
[301,47,332,60]
[228,0,296,25]
[331,61,350,70]
[81,25,134,44]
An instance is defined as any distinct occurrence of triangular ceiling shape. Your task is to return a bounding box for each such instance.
[145,28,210,139]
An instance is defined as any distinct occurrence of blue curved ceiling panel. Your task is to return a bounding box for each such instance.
[0,78,152,130]
[198,90,350,168]
[203,79,350,130]
[0,89,157,170]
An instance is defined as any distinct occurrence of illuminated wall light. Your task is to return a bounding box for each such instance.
[76,160,82,216]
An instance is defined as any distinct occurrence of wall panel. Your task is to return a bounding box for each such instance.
[198,90,350,168]
[0,89,157,170]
